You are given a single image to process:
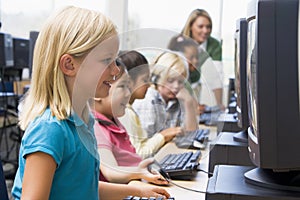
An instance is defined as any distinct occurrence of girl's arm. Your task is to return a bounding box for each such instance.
[98,148,168,185]
[98,181,170,200]
[21,152,56,200]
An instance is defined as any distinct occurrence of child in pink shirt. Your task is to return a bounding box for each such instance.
[92,61,168,185]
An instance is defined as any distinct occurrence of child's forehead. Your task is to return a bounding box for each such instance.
[184,45,198,52]
[89,35,119,57]
[167,74,185,80]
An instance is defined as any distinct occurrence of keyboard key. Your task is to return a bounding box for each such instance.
[123,196,133,200]
[123,196,175,200]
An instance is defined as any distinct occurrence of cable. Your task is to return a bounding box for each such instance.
[165,177,207,194]
[149,160,209,194]
[196,168,214,176]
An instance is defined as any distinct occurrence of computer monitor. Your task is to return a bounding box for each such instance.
[13,37,30,68]
[244,0,300,191]
[233,18,249,143]
[29,31,39,78]
[0,32,14,68]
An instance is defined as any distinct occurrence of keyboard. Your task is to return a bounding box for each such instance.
[204,105,221,113]
[199,111,222,126]
[158,150,202,180]
[123,196,175,200]
[174,129,209,149]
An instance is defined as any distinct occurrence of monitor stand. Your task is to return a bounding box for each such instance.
[233,130,248,143]
[206,165,300,200]
[208,132,253,174]
[244,167,300,192]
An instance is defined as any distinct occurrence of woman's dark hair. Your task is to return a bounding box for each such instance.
[118,50,149,82]
[167,34,198,52]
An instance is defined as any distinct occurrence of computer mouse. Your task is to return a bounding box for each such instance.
[175,139,195,149]
[147,160,170,180]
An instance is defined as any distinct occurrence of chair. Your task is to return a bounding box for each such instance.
[0,159,9,200]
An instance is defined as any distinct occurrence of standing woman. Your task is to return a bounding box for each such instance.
[181,8,224,107]
[181,8,222,62]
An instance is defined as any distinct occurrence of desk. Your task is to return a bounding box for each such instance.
[129,126,217,200]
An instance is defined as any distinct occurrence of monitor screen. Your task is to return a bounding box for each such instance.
[234,18,249,131]
[244,0,300,191]
[233,18,249,143]
[13,37,30,68]
[0,33,14,68]
[29,31,39,78]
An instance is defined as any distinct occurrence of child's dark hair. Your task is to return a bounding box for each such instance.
[118,50,149,82]
[167,34,198,52]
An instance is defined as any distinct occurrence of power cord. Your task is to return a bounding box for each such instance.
[164,165,213,193]
[196,165,214,176]
[166,177,207,194]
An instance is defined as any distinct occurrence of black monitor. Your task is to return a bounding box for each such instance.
[244,0,300,191]
[0,32,14,68]
[29,31,39,78]
[13,37,29,68]
[233,18,249,143]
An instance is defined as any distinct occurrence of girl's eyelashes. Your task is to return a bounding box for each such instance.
[117,81,132,92]
[167,78,185,85]
[101,57,113,65]
[117,84,127,88]
[118,84,132,93]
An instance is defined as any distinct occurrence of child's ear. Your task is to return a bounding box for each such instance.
[59,54,78,76]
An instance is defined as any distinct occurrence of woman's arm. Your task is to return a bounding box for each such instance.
[98,181,170,200]
[21,152,56,200]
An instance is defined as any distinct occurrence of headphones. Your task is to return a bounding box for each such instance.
[150,73,160,84]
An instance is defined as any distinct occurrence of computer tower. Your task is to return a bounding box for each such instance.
[0,33,14,68]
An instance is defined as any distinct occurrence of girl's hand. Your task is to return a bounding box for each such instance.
[137,185,171,199]
[138,158,169,185]
[159,127,182,142]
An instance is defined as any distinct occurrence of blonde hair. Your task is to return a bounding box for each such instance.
[181,9,212,38]
[151,51,188,85]
[19,6,117,130]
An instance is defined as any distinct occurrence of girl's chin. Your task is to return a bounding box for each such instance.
[113,112,125,118]
[167,95,177,100]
